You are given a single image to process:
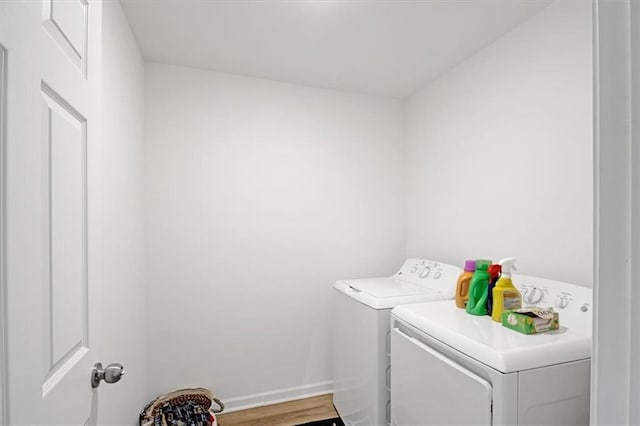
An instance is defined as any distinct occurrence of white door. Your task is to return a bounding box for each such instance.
[390,328,493,425]
[0,0,107,424]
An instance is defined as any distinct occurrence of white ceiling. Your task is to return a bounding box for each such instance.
[120,0,552,98]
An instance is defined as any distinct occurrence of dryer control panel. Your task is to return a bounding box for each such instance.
[514,274,592,329]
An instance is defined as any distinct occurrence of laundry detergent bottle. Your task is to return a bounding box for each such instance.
[466,260,491,315]
[491,257,522,322]
[486,264,502,315]
[455,260,476,308]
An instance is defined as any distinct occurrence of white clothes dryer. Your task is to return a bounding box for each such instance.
[332,259,461,426]
[390,275,592,426]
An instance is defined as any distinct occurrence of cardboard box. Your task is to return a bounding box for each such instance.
[502,307,559,334]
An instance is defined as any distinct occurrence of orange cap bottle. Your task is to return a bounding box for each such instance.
[455,260,476,308]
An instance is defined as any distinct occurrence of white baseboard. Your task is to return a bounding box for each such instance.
[220,381,334,413]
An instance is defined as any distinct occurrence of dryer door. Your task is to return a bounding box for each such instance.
[391,327,493,425]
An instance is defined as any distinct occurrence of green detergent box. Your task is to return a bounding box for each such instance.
[502,307,559,334]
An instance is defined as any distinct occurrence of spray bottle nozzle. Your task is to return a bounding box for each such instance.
[498,258,517,277]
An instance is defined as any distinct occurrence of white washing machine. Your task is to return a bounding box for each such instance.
[390,275,592,426]
[332,259,462,426]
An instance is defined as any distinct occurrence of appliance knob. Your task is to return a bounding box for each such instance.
[524,287,544,305]
[581,304,589,312]
[419,267,431,278]
[434,271,441,279]
[410,265,418,273]
[555,295,569,309]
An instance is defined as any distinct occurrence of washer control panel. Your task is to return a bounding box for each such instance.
[394,259,461,294]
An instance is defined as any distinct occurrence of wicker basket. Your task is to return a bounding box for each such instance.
[140,387,224,426]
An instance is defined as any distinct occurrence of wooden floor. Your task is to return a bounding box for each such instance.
[216,394,338,426]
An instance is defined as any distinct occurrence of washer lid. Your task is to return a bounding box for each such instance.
[333,278,442,310]
[392,300,592,373]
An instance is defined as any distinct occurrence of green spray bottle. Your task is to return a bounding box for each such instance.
[466,259,491,315]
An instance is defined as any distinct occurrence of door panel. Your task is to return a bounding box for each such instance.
[42,0,88,75]
[0,0,102,423]
[41,83,88,392]
[390,327,493,425]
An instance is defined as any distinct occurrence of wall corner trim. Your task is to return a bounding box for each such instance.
[592,0,639,424]
[0,43,8,426]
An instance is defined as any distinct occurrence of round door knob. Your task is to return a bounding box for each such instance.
[91,362,125,388]
[104,363,125,383]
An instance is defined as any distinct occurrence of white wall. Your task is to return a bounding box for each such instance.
[405,0,593,286]
[98,2,147,423]
[144,63,405,408]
